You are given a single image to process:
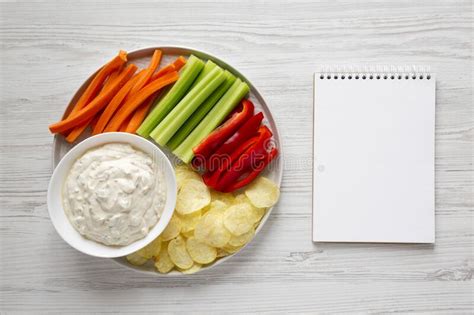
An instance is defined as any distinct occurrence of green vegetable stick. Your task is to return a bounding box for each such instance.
[173,79,249,163]
[136,55,204,138]
[150,66,226,146]
[190,60,218,89]
[167,70,236,150]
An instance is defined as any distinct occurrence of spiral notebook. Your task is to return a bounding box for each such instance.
[313,66,435,243]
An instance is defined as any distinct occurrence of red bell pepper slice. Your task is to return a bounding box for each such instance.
[212,126,273,192]
[203,112,264,172]
[224,147,278,192]
[202,135,259,188]
[193,99,254,163]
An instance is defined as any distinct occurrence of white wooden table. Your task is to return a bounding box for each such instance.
[1,1,472,313]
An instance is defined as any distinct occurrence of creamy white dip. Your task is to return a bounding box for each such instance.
[62,143,166,246]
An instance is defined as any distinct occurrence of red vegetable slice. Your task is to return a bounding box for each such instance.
[192,99,254,162]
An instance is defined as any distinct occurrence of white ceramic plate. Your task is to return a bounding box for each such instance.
[52,46,283,274]
[48,132,177,258]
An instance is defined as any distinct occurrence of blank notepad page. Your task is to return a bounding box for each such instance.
[313,67,435,243]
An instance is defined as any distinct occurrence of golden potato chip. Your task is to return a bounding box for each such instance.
[233,193,248,204]
[176,179,211,215]
[181,229,194,238]
[178,211,202,233]
[154,243,174,273]
[194,209,231,248]
[135,237,161,259]
[175,164,201,188]
[126,252,148,266]
[179,263,202,274]
[168,236,193,270]
[161,214,182,241]
[233,194,266,222]
[186,236,217,264]
[223,203,259,236]
[216,248,231,258]
[228,228,255,247]
[200,204,211,214]
[209,200,227,212]
[210,189,235,205]
[223,244,242,254]
[245,177,280,208]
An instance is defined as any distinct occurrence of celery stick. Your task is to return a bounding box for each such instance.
[136,55,204,138]
[167,70,236,150]
[173,79,250,163]
[190,60,217,89]
[150,66,226,146]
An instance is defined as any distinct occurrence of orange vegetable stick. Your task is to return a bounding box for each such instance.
[65,121,89,142]
[119,116,132,132]
[104,71,179,132]
[65,108,106,143]
[128,50,162,97]
[49,64,137,134]
[125,95,155,133]
[90,111,102,130]
[92,70,146,135]
[102,68,122,90]
[68,51,127,117]
[64,68,123,142]
[151,56,187,81]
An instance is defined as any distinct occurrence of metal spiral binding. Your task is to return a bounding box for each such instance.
[316,65,432,80]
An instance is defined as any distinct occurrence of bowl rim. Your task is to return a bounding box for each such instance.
[47,132,177,258]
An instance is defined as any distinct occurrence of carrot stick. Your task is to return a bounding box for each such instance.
[49,64,137,134]
[63,68,123,142]
[68,51,127,117]
[128,50,162,97]
[65,108,105,143]
[64,122,87,142]
[92,70,146,135]
[90,112,101,130]
[104,71,179,132]
[119,116,132,132]
[102,68,122,90]
[125,95,155,133]
[151,56,187,81]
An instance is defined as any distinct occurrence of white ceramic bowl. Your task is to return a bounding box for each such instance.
[47,132,177,258]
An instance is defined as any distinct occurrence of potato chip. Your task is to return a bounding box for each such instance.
[181,229,194,238]
[228,228,255,247]
[234,194,266,222]
[209,200,227,212]
[210,189,235,205]
[161,214,182,241]
[252,207,266,222]
[178,211,202,234]
[200,204,211,214]
[233,193,248,204]
[223,203,259,236]
[126,252,148,266]
[223,244,242,254]
[245,177,280,208]
[176,179,211,215]
[135,237,161,259]
[179,263,202,274]
[194,209,231,248]
[216,248,231,258]
[154,243,174,273]
[168,236,193,270]
[175,164,201,189]
[186,236,217,264]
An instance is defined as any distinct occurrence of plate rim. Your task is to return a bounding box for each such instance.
[51,45,283,276]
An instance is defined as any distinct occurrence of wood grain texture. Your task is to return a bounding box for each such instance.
[0,0,472,313]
